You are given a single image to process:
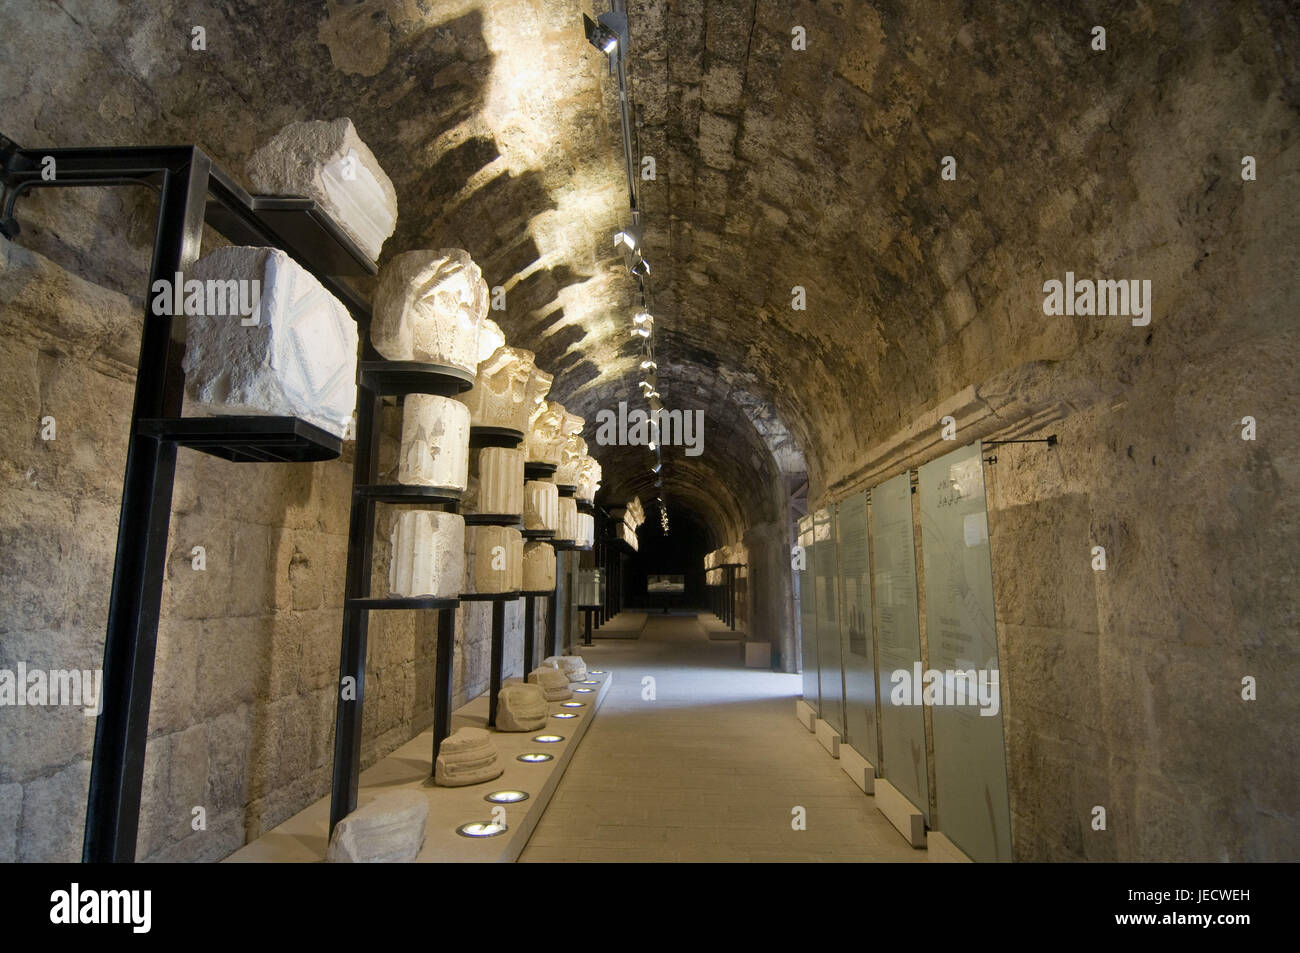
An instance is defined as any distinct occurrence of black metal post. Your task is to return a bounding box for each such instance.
[488,599,505,726]
[549,553,562,656]
[582,607,594,647]
[329,385,382,833]
[432,606,456,765]
[524,594,536,673]
[83,152,210,863]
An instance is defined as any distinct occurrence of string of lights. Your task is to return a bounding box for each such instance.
[583,1,668,534]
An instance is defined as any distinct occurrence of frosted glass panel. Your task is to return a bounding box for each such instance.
[918,441,1012,862]
[871,471,929,821]
[837,492,878,766]
[813,507,843,732]
[797,515,819,705]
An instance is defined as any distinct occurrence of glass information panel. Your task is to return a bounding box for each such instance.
[871,471,930,821]
[797,514,819,706]
[918,442,1012,862]
[836,492,878,766]
[813,507,844,733]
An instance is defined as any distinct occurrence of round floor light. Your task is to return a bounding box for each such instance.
[589,669,606,674]
[552,711,579,719]
[532,734,564,743]
[484,790,529,804]
[574,688,594,694]
[456,821,508,838]
[517,752,553,763]
[560,701,584,708]
[579,679,599,685]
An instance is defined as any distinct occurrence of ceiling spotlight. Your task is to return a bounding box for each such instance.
[630,326,651,339]
[648,441,656,450]
[614,227,641,254]
[631,257,651,277]
[633,312,653,327]
[651,462,662,474]
[639,359,657,371]
[583,13,620,55]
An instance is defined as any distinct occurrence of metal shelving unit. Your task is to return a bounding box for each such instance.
[0,135,375,863]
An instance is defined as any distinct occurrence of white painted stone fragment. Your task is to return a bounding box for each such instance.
[326,789,428,863]
[246,118,398,262]
[371,249,487,373]
[577,513,595,549]
[398,394,470,490]
[183,246,358,439]
[388,510,465,599]
[576,456,602,503]
[434,727,503,787]
[464,525,523,594]
[476,318,506,365]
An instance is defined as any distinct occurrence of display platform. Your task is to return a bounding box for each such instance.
[592,610,647,639]
[226,670,613,863]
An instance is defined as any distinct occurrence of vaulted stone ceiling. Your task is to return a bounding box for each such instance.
[5,0,1296,542]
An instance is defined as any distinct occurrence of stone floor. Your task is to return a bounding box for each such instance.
[519,613,928,862]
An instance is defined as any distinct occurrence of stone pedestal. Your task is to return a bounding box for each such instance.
[182,246,358,439]
[246,118,398,262]
[524,480,559,531]
[388,511,465,599]
[434,727,503,787]
[523,541,556,592]
[371,248,486,373]
[397,394,470,490]
[496,683,548,732]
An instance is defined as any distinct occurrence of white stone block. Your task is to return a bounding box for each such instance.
[246,118,397,262]
[522,541,555,592]
[434,727,503,787]
[462,346,536,432]
[556,497,579,543]
[524,480,559,532]
[469,446,524,516]
[496,683,548,732]
[371,249,486,373]
[526,401,568,465]
[182,246,358,439]
[815,718,841,758]
[577,513,595,549]
[325,790,427,863]
[839,744,876,794]
[464,525,523,595]
[794,699,817,732]
[543,655,587,681]
[527,666,572,701]
[576,456,602,503]
[388,510,464,599]
[874,778,927,849]
[397,394,470,490]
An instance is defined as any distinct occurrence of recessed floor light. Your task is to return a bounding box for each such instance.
[574,688,594,694]
[553,712,579,719]
[457,821,508,838]
[532,734,565,743]
[484,790,529,804]
[517,752,553,763]
[579,679,599,685]
[561,702,584,708]
[589,670,606,674]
